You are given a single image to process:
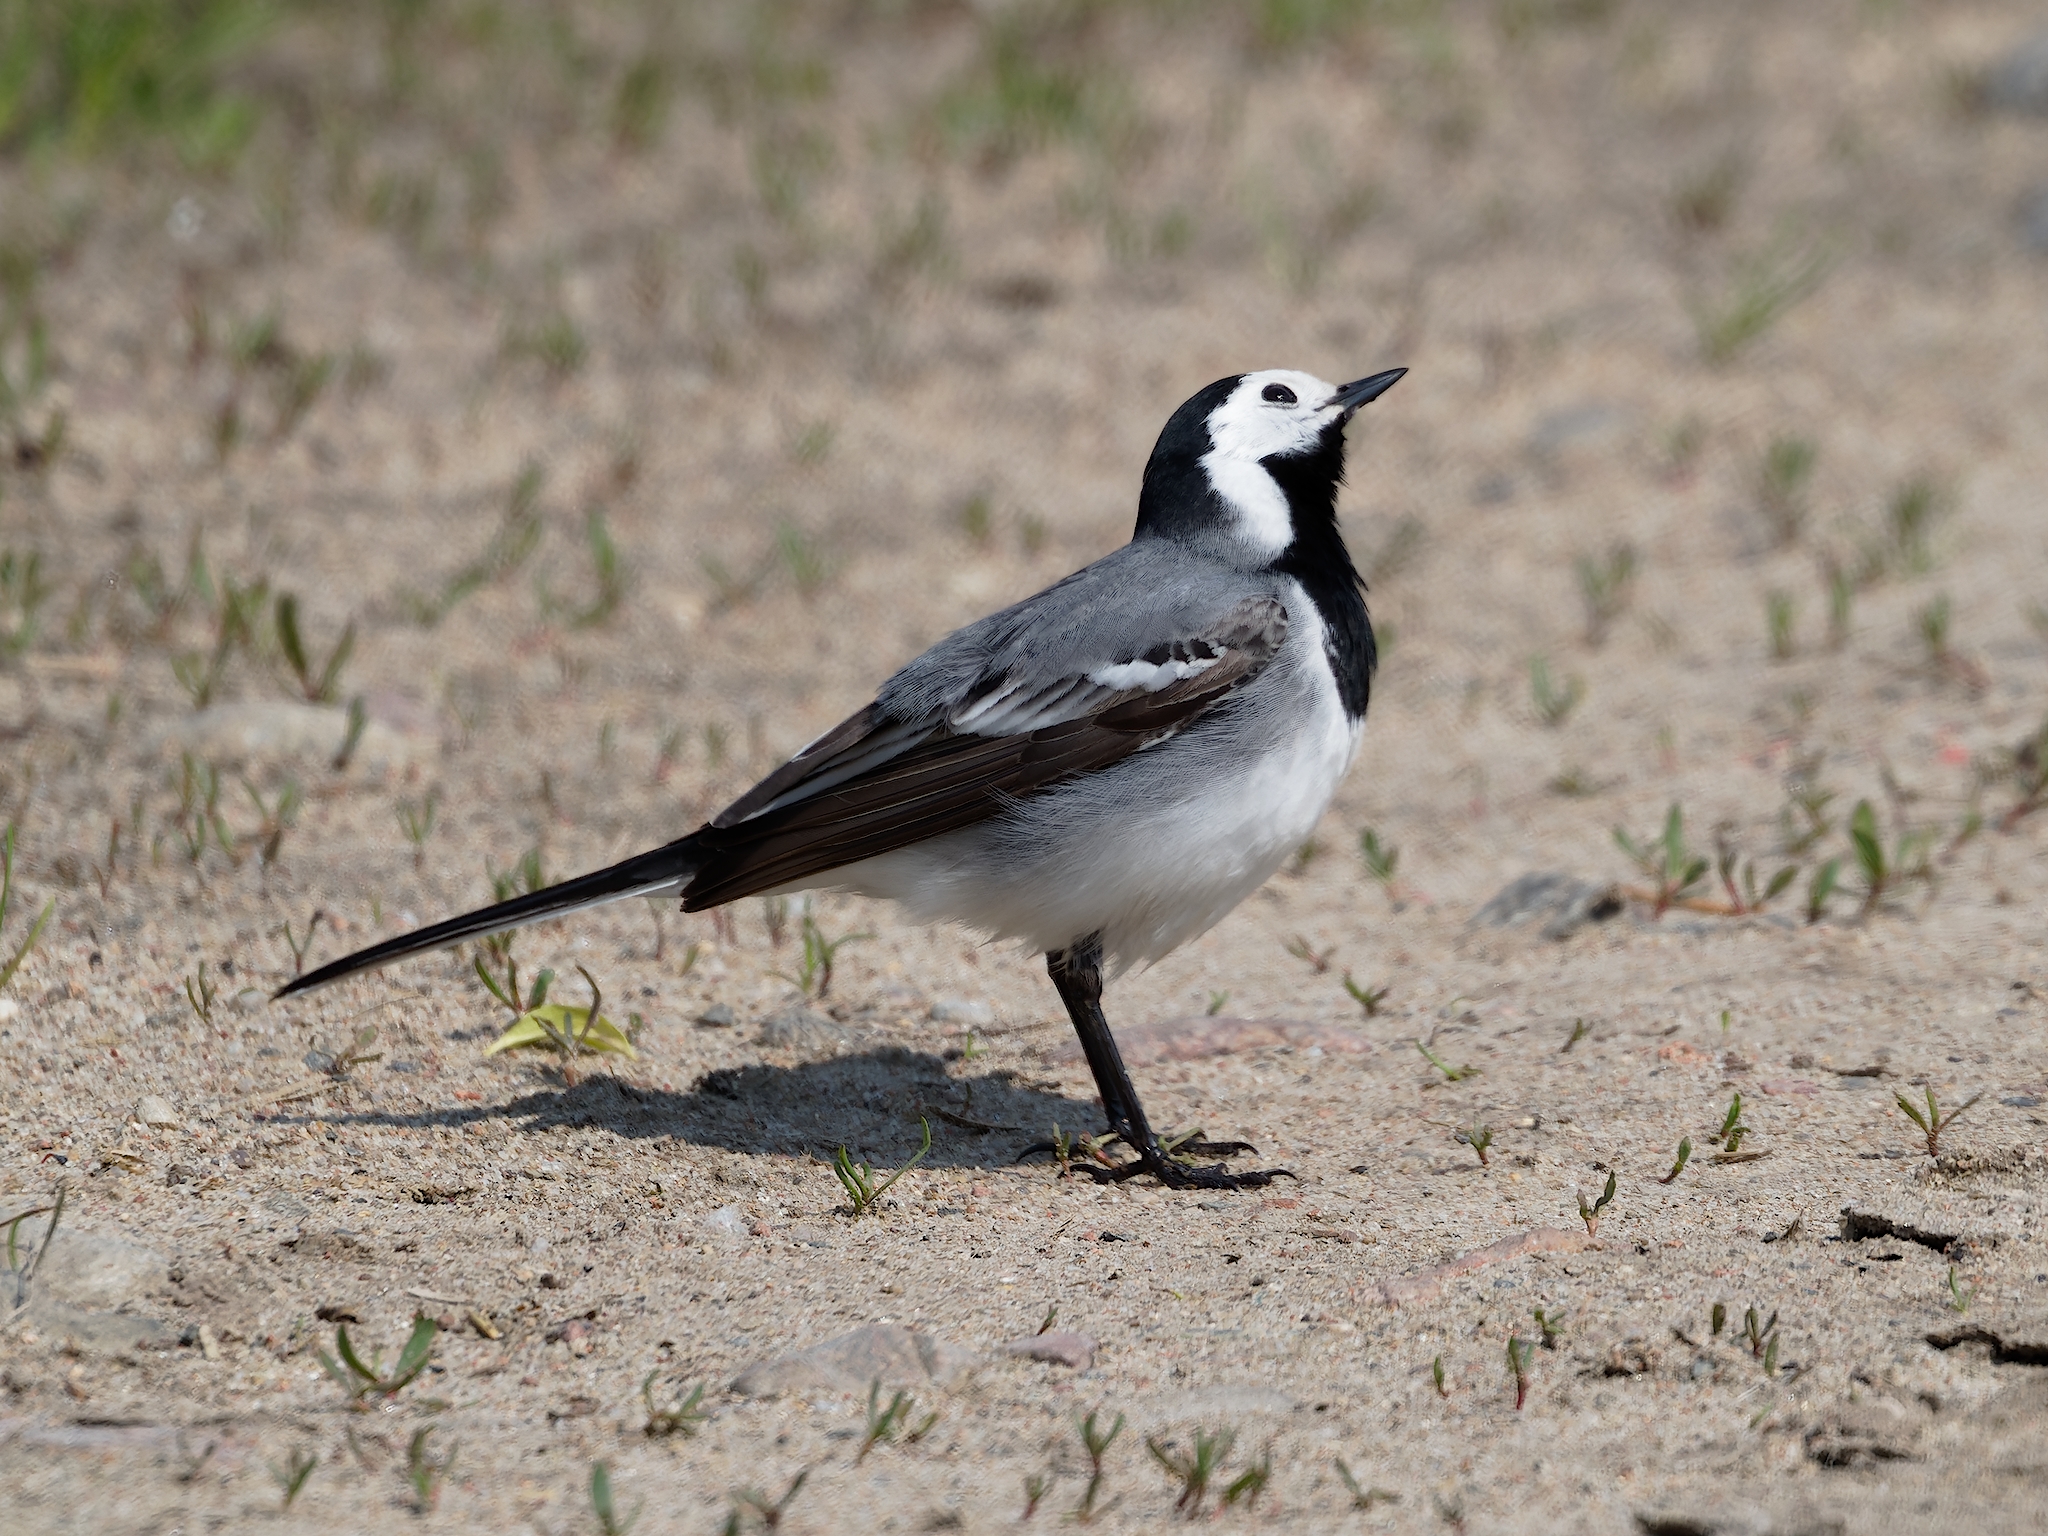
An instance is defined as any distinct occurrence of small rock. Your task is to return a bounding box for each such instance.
[132,1095,180,1128]
[3,1223,171,1311]
[695,1002,737,1028]
[164,1164,197,1187]
[2021,184,2048,256]
[757,1003,859,1056]
[929,997,994,1026]
[1986,30,2048,115]
[731,1323,979,1399]
[1002,1331,1097,1370]
[701,1204,748,1237]
[1469,872,1623,941]
[0,996,19,1024]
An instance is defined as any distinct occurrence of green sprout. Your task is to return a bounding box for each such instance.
[1614,803,1709,917]
[1455,1124,1494,1167]
[267,1447,317,1511]
[1415,1039,1478,1082]
[484,966,636,1086]
[1717,1093,1750,1153]
[590,1462,641,1536]
[1074,1408,1123,1522]
[833,1118,932,1219]
[0,822,54,995]
[404,1426,454,1513]
[1334,1457,1398,1510]
[642,1373,710,1437]
[1577,1169,1616,1237]
[1342,972,1389,1017]
[1146,1426,1234,1516]
[1529,654,1584,727]
[1893,1085,1981,1159]
[856,1378,937,1463]
[770,904,870,999]
[273,592,355,703]
[1358,827,1398,893]
[1946,1265,1976,1315]
[1658,1137,1692,1185]
[316,1313,437,1404]
[1507,1334,1532,1410]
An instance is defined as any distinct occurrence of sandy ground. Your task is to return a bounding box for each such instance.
[3,2,2048,1531]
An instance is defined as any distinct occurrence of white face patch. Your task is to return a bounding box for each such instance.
[1198,369,1343,560]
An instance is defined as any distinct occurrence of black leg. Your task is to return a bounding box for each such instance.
[1045,935,1290,1192]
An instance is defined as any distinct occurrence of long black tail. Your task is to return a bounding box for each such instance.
[273,837,702,1000]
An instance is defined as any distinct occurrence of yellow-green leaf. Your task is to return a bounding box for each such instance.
[484,1003,637,1059]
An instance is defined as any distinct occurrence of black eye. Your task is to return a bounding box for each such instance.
[1261,383,1297,405]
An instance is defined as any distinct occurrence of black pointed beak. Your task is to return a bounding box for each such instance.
[1327,367,1407,420]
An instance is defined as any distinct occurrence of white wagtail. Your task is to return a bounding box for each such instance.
[279,365,1406,1191]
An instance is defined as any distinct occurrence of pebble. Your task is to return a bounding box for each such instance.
[1469,872,1624,940]
[4,1223,171,1311]
[695,1003,737,1028]
[701,1204,749,1237]
[756,1003,860,1056]
[132,1095,180,1128]
[929,997,994,1026]
[1986,30,2048,115]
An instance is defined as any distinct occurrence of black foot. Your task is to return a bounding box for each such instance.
[1087,1149,1297,1190]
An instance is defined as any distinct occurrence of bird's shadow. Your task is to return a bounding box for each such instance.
[335,1044,1101,1171]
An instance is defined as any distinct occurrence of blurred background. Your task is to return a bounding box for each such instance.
[0,0,2045,1001]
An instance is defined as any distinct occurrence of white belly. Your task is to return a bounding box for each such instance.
[824,598,1362,972]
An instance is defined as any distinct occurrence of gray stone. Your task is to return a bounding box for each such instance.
[1469,872,1623,940]
[2021,184,2048,255]
[132,1095,180,1128]
[1986,31,2048,115]
[3,1221,170,1311]
[929,997,994,1026]
[16,1298,176,1355]
[695,1002,737,1028]
[150,700,429,772]
[700,1204,748,1238]
[731,1323,980,1398]
[1001,1331,1096,1370]
[756,1004,861,1056]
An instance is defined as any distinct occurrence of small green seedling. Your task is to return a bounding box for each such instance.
[1359,827,1398,893]
[277,909,324,977]
[1757,435,1817,548]
[761,895,790,947]
[1074,1408,1122,1522]
[590,1462,641,1536]
[1334,1456,1398,1510]
[1147,1426,1234,1516]
[536,510,628,629]
[404,1426,454,1513]
[1893,1085,1981,1159]
[856,1378,937,1462]
[1716,835,1797,916]
[642,1372,710,1437]
[1206,990,1229,1016]
[771,905,870,999]
[1284,934,1334,972]
[1576,542,1637,648]
[1615,804,1709,917]
[1658,1137,1692,1185]
[1577,1169,1616,1237]
[240,773,302,866]
[1431,1355,1448,1397]
[268,1447,317,1511]
[1022,1470,1052,1520]
[1742,1305,1777,1361]
[1456,1124,1493,1167]
[1946,1265,1976,1315]
[1763,1334,1780,1376]
[1415,1039,1478,1082]
[1563,1018,1590,1052]
[396,792,438,870]
[485,966,636,1086]
[185,962,217,1025]
[316,1313,437,1404]
[1529,654,1584,727]
[1717,1094,1750,1153]
[727,1470,808,1532]
[1533,1307,1564,1350]
[1711,1302,1727,1337]
[5,1183,65,1309]
[314,1024,382,1078]
[1506,1335,1532,1409]
[1804,858,1840,923]
[834,1119,932,1218]
[1848,798,1934,919]
[1221,1445,1270,1509]
[1343,972,1389,1017]
[0,822,53,995]
[274,592,355,702]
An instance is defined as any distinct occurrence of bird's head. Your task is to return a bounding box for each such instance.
[1134,367,1405,565]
